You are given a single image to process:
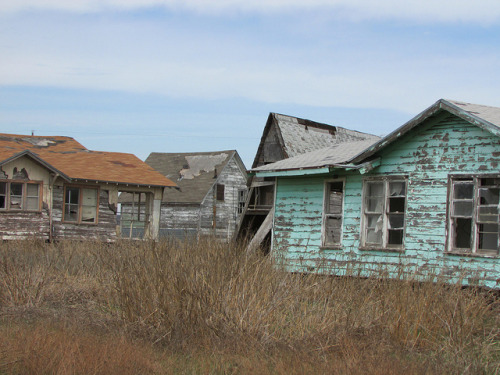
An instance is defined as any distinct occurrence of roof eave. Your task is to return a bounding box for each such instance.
[349,99,500,164]
[0,150,72,182]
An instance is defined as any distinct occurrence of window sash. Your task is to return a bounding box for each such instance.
[0,181,41,211]
[63,186,99,224]
[362,178,406,249]
[323,181,344,247]
[449,177,500,255]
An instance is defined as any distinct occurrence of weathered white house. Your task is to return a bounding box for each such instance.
[120,150,247,240]
[0,133,176,241]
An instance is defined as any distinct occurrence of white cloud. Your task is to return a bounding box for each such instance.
[1,0,500,23]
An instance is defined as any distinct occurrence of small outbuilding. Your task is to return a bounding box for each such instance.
[0,133,176,241]
[251,99,500,288]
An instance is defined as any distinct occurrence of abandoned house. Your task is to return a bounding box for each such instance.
[0,133,176,241]
[238,112,380,251]
[120,150,247,240]
[251,99,500,288]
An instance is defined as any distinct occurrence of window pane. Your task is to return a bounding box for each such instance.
[27,184,39,197]
[66,188,80,205]
[0,182,5,209]
[388,229,404,245]
[81,188,97,222]
[453,182,474,199]
[26,197,39,210]
[453,201,473,217]
[65,187,80,221]
[388,214,404,229]
[327,182,343,214]
[479,188,499,206]
[389,181,405,196]
[388,197,405,213]
[478,232,498,252]
[367,182,384,197]
[325,217,342,245]
[10,183,23,209]
[65,203,79,222]
[454,218,472,249]
[366,197,383,213]
[366,228,382,244]
[478,206,498,223]
[366,214,383,231]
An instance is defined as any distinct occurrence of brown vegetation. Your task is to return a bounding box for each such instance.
[0,238,499,374]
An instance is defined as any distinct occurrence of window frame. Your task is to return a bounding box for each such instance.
[0,180,42,212]
[360,176,407,250]
[62,185,100,225]
[447,174,500,256]
[321,179,345,248]
[216,184,225,201]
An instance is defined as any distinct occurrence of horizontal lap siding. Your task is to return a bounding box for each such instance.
[273,114,500,287]
[273,177,324,262]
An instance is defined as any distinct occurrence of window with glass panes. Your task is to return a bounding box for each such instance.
[362,178,407,249]
[449,176,500,255]
[0,181,41,211]
[63,186,98,223]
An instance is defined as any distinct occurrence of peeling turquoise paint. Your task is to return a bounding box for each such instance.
[271,113,500,288]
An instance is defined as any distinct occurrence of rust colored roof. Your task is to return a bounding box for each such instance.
[0,133,176,187]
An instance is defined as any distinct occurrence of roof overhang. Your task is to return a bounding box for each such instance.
[349,99,500,164]
[252,158,381,177]
[0,150,71,181]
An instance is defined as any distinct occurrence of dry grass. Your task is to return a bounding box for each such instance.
[0,238,499,374]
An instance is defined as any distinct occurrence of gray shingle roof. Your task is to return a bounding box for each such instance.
[274,113,380,158]
[446,99,500,128]
[350,99,500,164]
[120,150,240,204]
[252,139,379,172]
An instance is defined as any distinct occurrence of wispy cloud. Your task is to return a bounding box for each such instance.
[1,0,500,23]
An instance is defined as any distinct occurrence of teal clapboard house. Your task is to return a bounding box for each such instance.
[251,99,500,288]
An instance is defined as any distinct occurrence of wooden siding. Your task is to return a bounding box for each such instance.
[272,114,500,288]
[0,208,50,240]
[52,186,117,241]
[159,156,247,240]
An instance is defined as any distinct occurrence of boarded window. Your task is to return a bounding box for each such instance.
[362,178,407,249]
[449,177,500,255]
[323,181,344,246]
[216,184,225,201]
[0,181,41,212]
[64,186,98,224]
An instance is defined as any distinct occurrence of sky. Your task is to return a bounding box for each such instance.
[1,1,500,168]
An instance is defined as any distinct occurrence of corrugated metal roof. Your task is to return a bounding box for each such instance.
[251,139,378,172]
[0,133,176,187]
[134,150,241,203]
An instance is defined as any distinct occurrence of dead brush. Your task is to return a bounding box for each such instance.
[0,240,55,307]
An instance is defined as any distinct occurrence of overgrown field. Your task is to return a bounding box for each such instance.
[0,239,499,374]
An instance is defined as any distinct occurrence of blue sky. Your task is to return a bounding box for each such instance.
[1,1,500,167]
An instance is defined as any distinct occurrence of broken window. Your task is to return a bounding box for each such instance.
[362,178,407,249]
[323,181,344,247]
[0,181,41,211]
[237,189,247,214]
[449,176,500,255]
[119,192,147,238]
[63,186,98,224]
